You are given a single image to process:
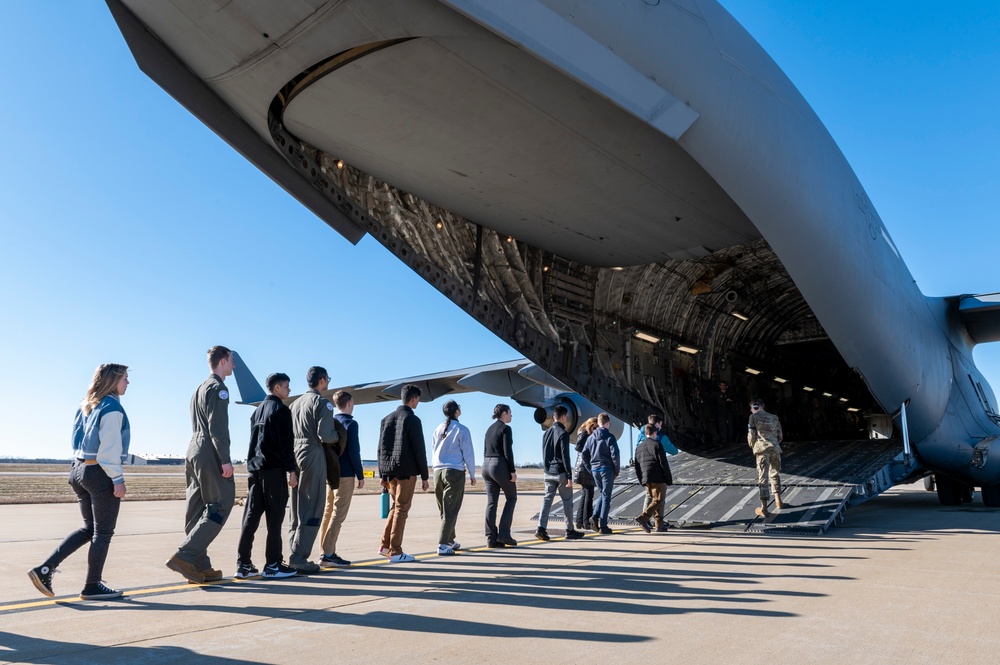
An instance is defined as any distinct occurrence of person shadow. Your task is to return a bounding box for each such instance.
[0,630,268,664]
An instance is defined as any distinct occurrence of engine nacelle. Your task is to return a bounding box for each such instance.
[533,393,625,439]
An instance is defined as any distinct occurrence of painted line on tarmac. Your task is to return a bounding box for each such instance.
[0,529,633,614]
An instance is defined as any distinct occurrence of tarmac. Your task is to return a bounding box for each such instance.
[2,483,999,664]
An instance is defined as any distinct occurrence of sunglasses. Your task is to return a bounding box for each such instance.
[751,404,760,410]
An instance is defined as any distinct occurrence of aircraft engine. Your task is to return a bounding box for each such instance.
[533,394,625,439]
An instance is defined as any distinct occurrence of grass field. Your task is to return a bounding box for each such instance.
[0,464,544,504]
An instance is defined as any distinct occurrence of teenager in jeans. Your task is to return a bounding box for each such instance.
[29,364,131,600]
[581,413,621,534]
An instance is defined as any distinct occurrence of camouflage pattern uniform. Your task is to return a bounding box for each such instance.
[747,409,783,505]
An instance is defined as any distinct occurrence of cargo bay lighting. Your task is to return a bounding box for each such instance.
[745,367,762,375]
[633,331,661,344]
[731,311,749,321]
[773,376,788,383]
[676,345,700,355]
[803,386,815,392]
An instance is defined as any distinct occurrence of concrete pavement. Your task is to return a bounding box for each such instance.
[2,484,999,664]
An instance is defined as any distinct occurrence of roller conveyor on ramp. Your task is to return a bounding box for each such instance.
[537,438,909,535]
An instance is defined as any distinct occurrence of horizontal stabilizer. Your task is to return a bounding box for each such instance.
[959,293,1000,344]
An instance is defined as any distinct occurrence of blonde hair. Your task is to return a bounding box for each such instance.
[82,363,128,415]
[578,417,599,436]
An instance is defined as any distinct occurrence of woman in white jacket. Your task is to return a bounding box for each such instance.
[431,400,476,555]
[28,363,130,600]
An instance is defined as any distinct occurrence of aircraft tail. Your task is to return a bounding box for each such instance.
[231,351,267,404]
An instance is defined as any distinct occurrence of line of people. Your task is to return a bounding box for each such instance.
[27,347,683,601]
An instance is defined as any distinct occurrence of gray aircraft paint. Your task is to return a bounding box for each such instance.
[105,0,1000,491]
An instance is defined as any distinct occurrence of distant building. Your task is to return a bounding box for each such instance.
[130,454,185,466]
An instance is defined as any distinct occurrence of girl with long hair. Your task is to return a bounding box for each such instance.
[28,363,131,600]
[574,417,599,529]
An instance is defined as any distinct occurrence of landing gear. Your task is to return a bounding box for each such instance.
[936,475,973,506]
[923,475,935,492]
[981,484,1000,507]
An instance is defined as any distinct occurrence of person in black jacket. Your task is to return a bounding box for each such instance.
[633,424,674,533]
[482,404,518,547]
[573,417,598,530]
[235,373,298,579]
[377,384,429,563]
[535,406,584,541]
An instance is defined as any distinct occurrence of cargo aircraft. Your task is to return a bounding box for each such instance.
[107,0,1000,508]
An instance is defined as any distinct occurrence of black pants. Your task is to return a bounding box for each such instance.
[44,461,121,585]
[237,469,289,566]
[575,483,595,526]
[482,457,517,543]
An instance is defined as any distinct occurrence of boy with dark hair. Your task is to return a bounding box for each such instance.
[535,405,583,541]
[288,366,340,573]
[634,424,673,533]
[235,373,298,579]
[377,384,429,563]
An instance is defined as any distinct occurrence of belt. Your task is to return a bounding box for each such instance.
[81,460,99,466]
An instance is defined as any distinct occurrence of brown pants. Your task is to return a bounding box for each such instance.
[319,477,356,556]
[638,483,667,527]
[380,476,417,556]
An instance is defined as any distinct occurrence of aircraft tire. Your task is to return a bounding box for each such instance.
[923,475,935,492]
[935,475,964,506]
[980,484,1000,507]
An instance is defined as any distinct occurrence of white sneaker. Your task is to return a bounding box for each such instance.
[378,547,390,557]
[389,552,416,563]
[447,541,461,551]
[437,544,456,556]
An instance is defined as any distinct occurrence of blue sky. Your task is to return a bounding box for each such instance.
[1,2,997,464]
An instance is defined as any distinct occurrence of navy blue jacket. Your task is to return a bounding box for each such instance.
[335,412,363,481]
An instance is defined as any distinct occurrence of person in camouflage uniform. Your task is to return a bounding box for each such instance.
[747,400,783,517]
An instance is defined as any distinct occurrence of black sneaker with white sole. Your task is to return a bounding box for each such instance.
[28,565,57,598]
[234,563,260,579]
[262,562,298,579]
[80,581,123,600]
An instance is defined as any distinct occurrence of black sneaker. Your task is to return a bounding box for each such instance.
[28,565,57,598]
[487,541,506,548]
[565,529,585,540]
[534,528,550,541]
[80,581,123,600]
[262,562,298,579]
[599,527,614,535]
[635,516,652,533]
[589,516,600,532]
[497,535,518,547]
[234,563,260,579]
[320,553,351,568]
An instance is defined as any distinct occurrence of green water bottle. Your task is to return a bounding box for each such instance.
[381,486,390,518]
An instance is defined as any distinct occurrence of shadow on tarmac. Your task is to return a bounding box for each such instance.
[0,630,268,665]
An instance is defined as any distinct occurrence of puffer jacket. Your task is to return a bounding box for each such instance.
[378,405,429,480]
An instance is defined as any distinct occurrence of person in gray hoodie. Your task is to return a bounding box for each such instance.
[581,413,621,534]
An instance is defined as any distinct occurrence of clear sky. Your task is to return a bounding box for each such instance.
[1,2,997,464]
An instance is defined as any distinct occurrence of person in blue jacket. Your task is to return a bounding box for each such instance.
[29,363,131,601]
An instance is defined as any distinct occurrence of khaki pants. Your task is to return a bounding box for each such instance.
[755,449,781,500]
[381,477,417,556]
[319,477,356,556]
[434,468,466,545]
[638,483,667,527]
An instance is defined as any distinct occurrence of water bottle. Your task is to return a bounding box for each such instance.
[381,486,390,518]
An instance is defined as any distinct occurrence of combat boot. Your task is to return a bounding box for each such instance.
[754,498,769,518]
[774,492,784,510]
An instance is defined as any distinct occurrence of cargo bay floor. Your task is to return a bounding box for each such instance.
[1,485,998,665]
